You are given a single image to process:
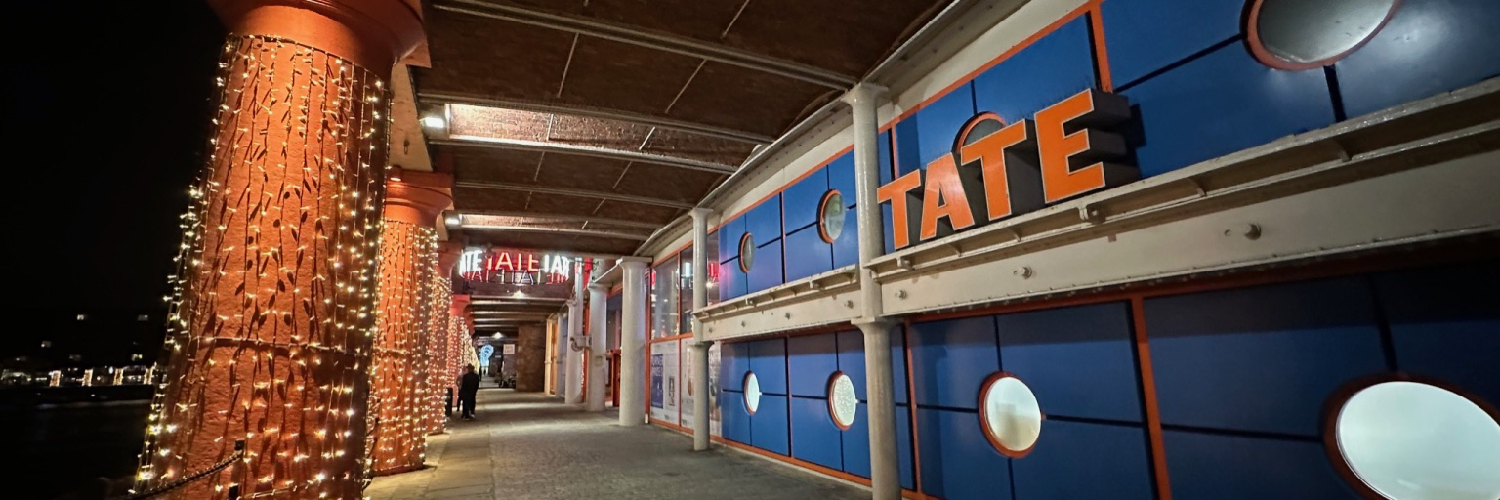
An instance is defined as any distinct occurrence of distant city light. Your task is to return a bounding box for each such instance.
[76,314,87,321]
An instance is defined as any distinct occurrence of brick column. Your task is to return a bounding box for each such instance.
[136,1,422,497]
[424,241,463,434]
[369,170,450,475]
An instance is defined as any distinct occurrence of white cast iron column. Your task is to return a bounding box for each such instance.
[585,283,609,411]
[846,83,900,500]
[617,257,651,425]
[688,208,714,450]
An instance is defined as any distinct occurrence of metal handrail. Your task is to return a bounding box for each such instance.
[118,439,244,500]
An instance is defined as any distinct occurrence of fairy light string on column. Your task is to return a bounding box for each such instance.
[368,220,437,474]
[135,34,389,499]
[425,276,453,434]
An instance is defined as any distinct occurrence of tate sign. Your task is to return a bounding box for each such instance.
[878,89,1135,249]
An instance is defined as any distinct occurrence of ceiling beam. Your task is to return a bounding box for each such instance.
[420,93,774,144]
[454,180,695,209]
[436,0,856,90]
[457,209,663,230]
[433,137,737,174]
[462,224,651,241]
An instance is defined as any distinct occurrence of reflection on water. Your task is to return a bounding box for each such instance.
[0,400,150,499]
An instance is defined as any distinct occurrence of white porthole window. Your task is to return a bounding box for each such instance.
[828,371,858,430]
[739,233,755,272]
[744,371,762,415]
[979,372,1042,457]
[1247,0,1401,70]
[1330,378,1500,500]
[818,190,846,243]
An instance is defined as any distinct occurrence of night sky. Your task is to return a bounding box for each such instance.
[4,3,225,360]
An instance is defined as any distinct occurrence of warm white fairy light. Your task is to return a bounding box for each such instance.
[134,35,391,499]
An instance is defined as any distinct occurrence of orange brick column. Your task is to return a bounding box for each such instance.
[134,1,422,498]
[369,170,450,475]
[424,242,463,434]
[446,295,473,398]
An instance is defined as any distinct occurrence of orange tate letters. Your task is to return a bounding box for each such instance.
[1035,89,1129,203]
[919,155,976,241]
[959,118,1031,221]
[876,169,924,249]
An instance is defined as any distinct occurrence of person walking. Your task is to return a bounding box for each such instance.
[459,364,481,420]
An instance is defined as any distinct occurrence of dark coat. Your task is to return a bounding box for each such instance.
[459,372,481,396]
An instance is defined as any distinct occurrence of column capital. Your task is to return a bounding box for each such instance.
[437,240,464,275]
[852,317,898,333]
[208,0,426,75]
[688,207,714,222]
[587,282,610,294]
[450,294,471,317]
[385,168,452,226]
[841,83,890,106]
[617,256,652,271]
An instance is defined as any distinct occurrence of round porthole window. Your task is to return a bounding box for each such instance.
[1330,379,1500,500]
[828,371,858,430]
[979,373,1042,457]
[818,190,846,243]
[739,232,755,272]
[743,371,762,415]
[1247,0,1401,70]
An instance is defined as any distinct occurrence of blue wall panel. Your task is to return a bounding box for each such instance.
[1374,261,1500,405]
[879,130,894,185]
[1010,420,1153,499]
[783,226,834,283]
[746,238,784,293]
[1336,0,1500,117]
[751,394,790,455]
[784,167,829,232]
[1145,277,1386,437]
[972,17,1097,122]
[896,406,914,490]
[718,258,748,301]
[1122,43,1335,178]
[995,302,1142,422]
[827,152,857,207]
[843,402,871,478]
[1164,430,1358,499]
[917,407,1012,500]
[790,396,843,470]
[894,85,977,176]
[744,194,783,247]
[788,333,839,398]
[721,341,745,391]
[717,217,745,264]
[749,338,788,395]
[1101,0,1244,86]
[837,329,910,405]
[841,402,916,489]
[910,316,999,409]
[721,389,751,444]
[831,204,859,269]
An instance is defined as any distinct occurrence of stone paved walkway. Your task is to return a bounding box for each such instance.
[366,388,867,500]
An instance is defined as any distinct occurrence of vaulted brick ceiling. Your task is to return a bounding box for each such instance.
[415,0,945,258]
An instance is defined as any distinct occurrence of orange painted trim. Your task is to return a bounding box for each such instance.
[902,321,926,495]
[1130,297,1172,500]
[1087,3,1114,92]
[649,418,689,433]
[712,436,929,499]
[710,145,856,235]
[977,372,1042,458]
[888,0,1100,126]
[1320,372,1500,500]
[1244,0,1402,71]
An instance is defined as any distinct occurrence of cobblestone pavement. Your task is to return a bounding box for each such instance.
[366,388,868,500]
